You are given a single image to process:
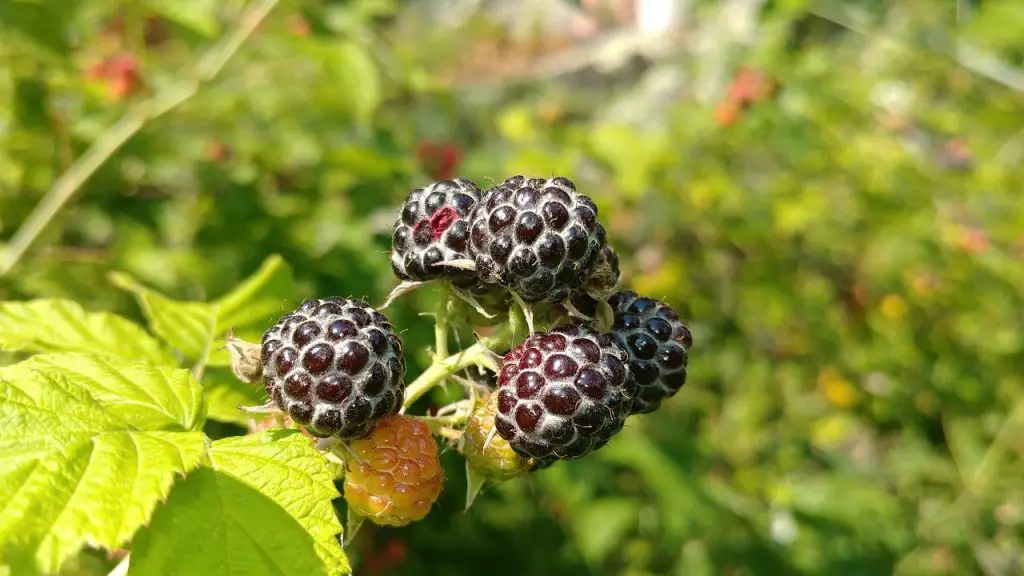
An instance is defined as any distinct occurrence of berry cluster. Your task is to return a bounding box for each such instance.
[238,173,694,532]
[389,175,613,306]
[388,175,694,469]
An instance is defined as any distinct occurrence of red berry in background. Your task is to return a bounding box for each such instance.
[288,14,311,37]
[957,227,989,254]
[940,137,973,171]
[728,66,777,105]
[384,538,408,567]
[204,140,231,162]
[87,53,142,101]
[415,140,463,181]
[714,100,741,127]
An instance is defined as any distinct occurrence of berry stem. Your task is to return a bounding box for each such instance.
[414,414,467,436]
[401,327,510,412]
[433,284,450,361]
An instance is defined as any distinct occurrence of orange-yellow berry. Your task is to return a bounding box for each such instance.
[343,415,444,527]
[459,393,533,480]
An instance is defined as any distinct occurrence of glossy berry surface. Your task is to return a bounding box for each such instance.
[261,297,405,439]
[344,415,445,527]
[608,291,692,414]
[391,179,481,286]
[460,393,532,479]
[468,175,608,303]
[493,324,635,462]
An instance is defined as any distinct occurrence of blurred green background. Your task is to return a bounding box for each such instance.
[2,0,1024,574]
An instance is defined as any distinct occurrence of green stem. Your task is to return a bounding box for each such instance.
[414,414,466,436]
[433,285,450,361]
[401,328,510,412]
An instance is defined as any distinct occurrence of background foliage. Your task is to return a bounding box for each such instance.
[2,0,1023,574]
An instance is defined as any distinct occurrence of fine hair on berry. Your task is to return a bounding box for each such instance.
[608,291,692,414]
[468,175,608,303]
[261,297,406,439]
[493,324,635,463]
[392,178,481,285]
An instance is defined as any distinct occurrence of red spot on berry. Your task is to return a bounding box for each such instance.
[728,66,777,105]
[428,207,458,240]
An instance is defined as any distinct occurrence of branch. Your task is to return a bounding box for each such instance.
[401,328,508,412]
[0,0,281,277]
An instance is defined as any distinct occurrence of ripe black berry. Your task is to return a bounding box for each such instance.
[493,324,635,463]
[608,291,692,414]
[468,176,608,303]
[262,297,406,438]
[392,179,482,286]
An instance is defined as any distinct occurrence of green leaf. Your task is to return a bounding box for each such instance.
[202,368,267,425]
[109,272,219,364]
[464,460,488,512]
[110,255,295,367]
[0,0,76,57]
[128,431,349,576]
[0,299,174,365]
[944,416,988,483]
[0,365,208,576]
[144,0,221,37]
[330,42,381,126]
[0,354,204,432]
[212,254,296,331]
[571,498,639,565]
[967,1,1024,51]
[599,430,716,537]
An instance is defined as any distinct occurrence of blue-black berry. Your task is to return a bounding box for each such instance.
[608,291,692,414]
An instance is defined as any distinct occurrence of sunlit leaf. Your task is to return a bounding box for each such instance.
[0,299,174,366]
[0,360,207,575]
[128,431,349,576]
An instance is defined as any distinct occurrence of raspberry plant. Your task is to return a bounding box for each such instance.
[0,177,693,576]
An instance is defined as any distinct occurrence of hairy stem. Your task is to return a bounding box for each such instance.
[401,328,509,412]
